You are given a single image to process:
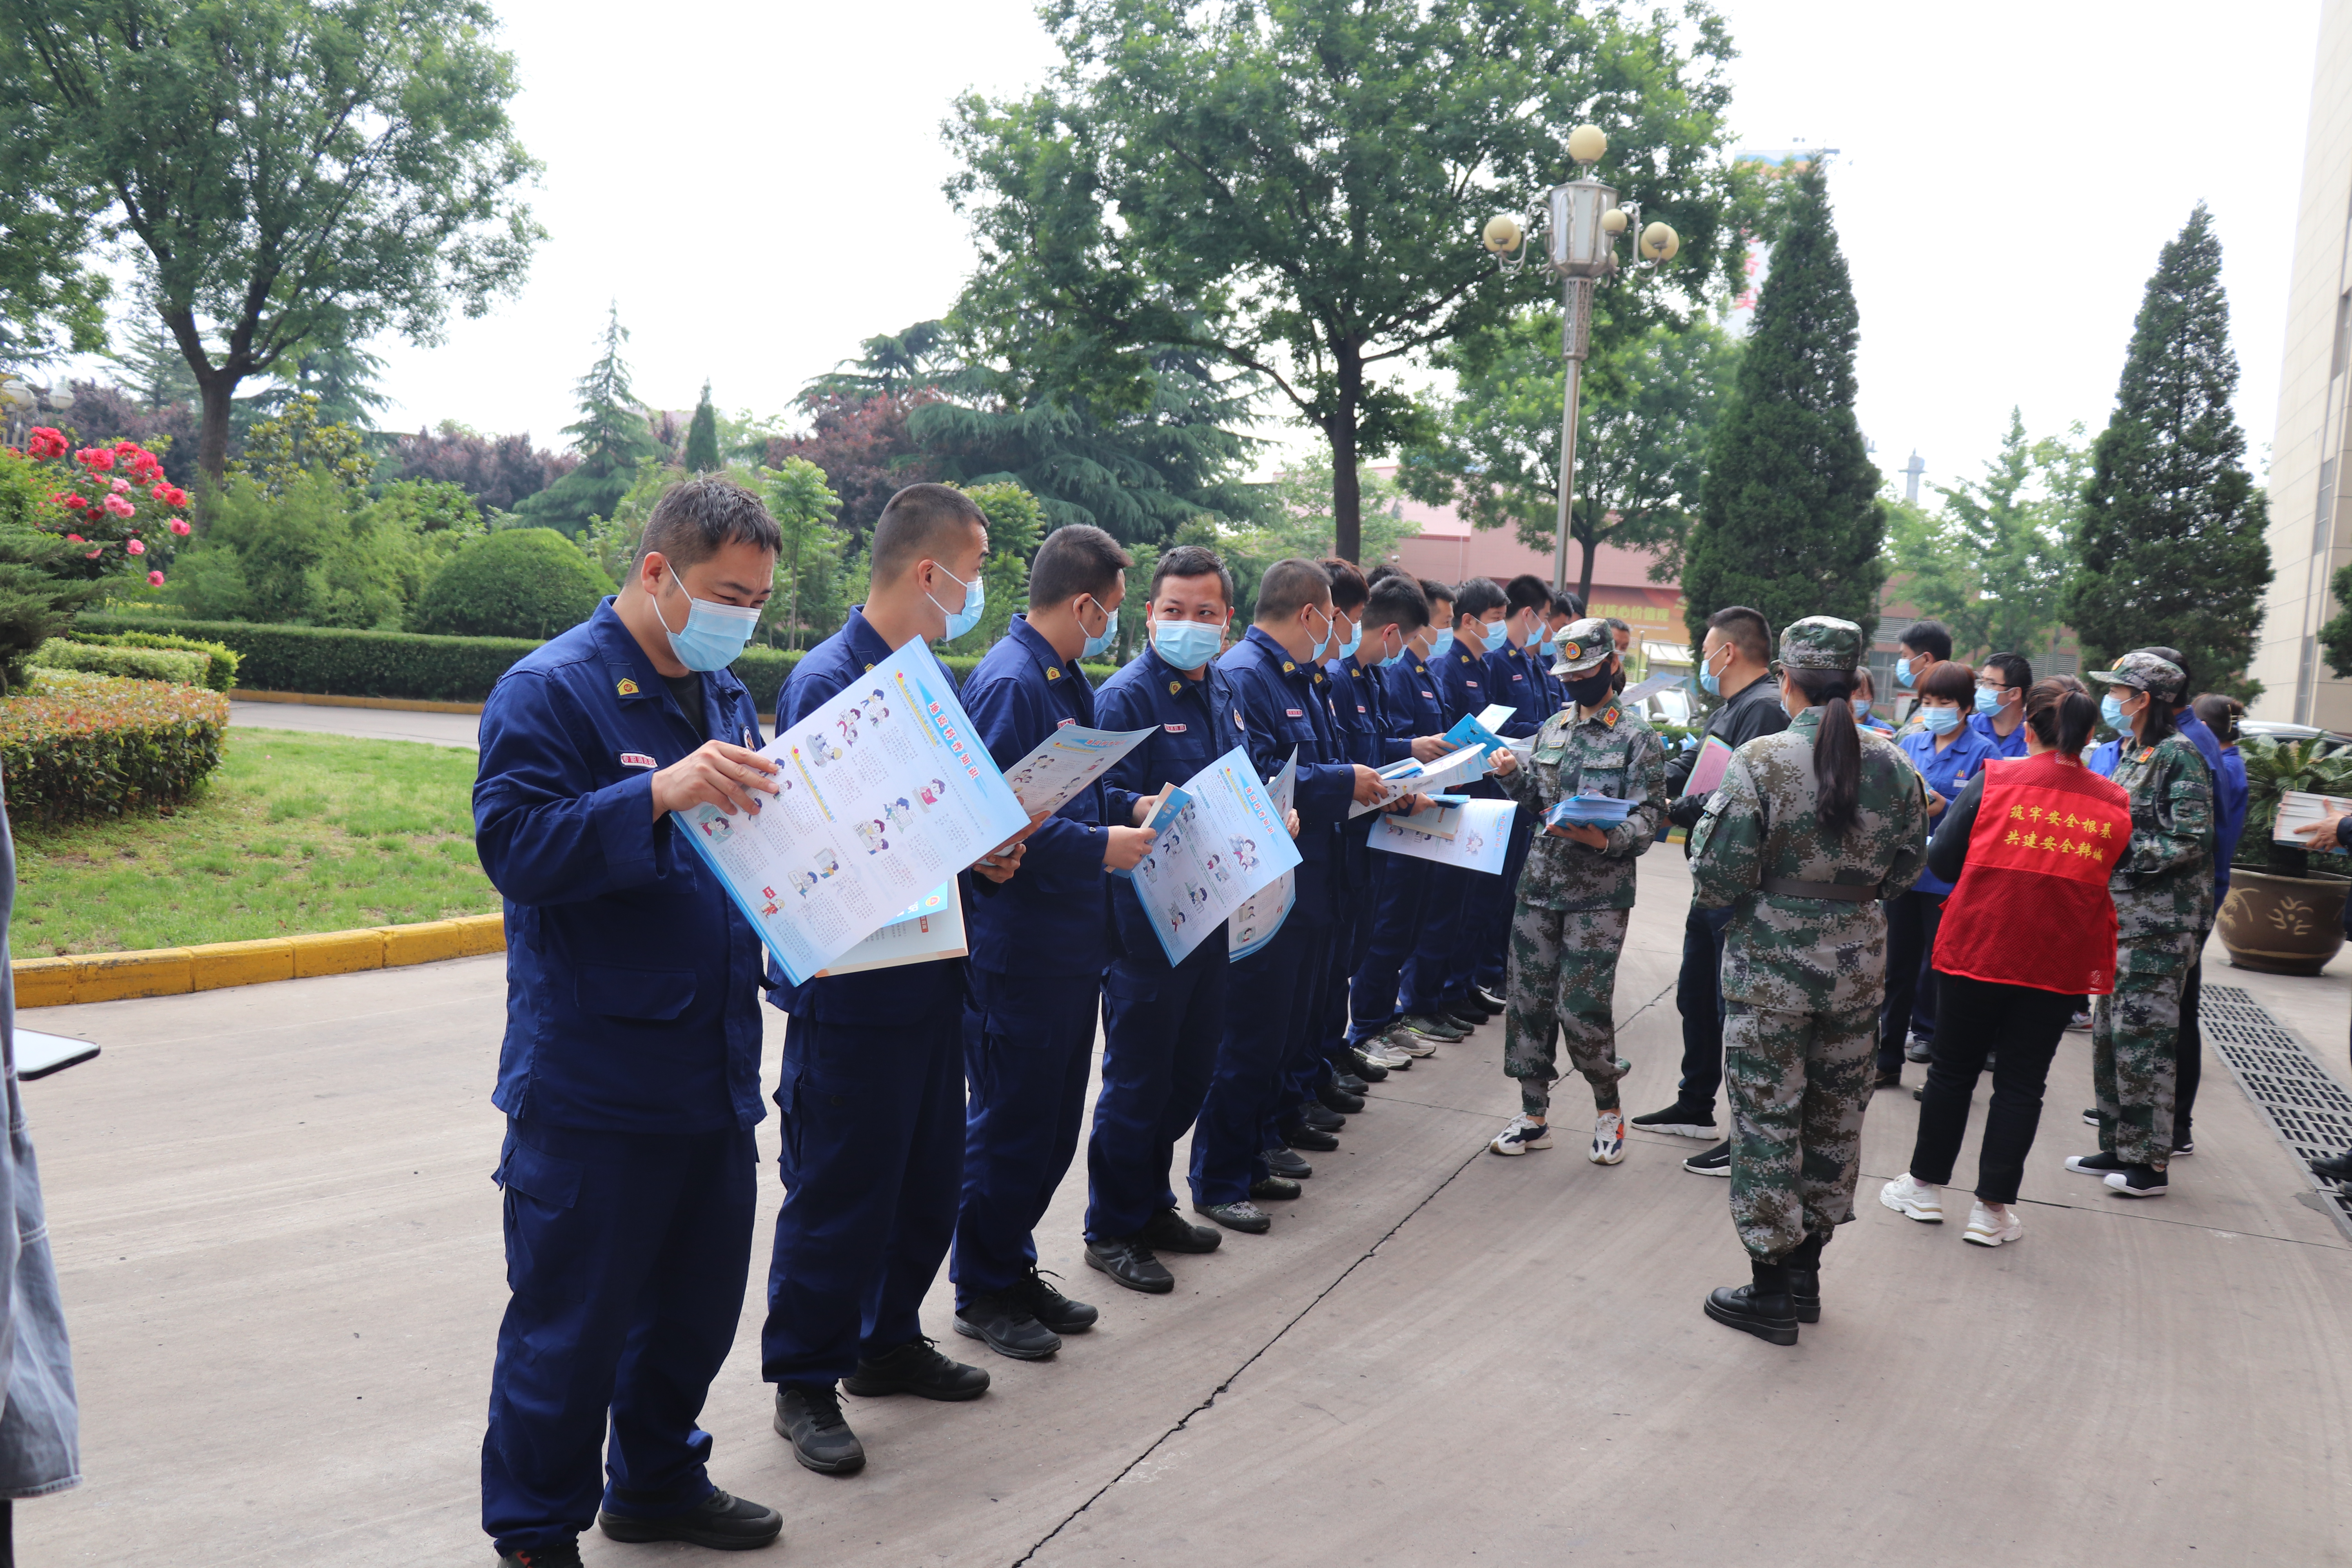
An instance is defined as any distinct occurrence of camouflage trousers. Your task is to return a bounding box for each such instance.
[1724,999,1875,1262]
[2092,927,2198,1169]
[1503,905,1632,1117]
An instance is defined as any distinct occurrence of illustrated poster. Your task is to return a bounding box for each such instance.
[1350,741,1492,817]
[1125,748,1300,964]
[1226,751,1298,961]
[1002,723,1156,817]
[1370,796,1515,876]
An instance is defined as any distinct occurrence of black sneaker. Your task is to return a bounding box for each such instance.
[1283,1123,1339,1153]
[1194,1198,1271,1233]
[1401,1013,1466,1042]
[2311,1148,2352,1184]
[498,1544,585,1568]
[1014,1267,1098,1334]
[773,1384,866,1474]
[1262,1145,1313,1180]
[1683,1140,1731,1176]
[2104,1164,2168,1198]
[1347,1048,1392,1082]
[1442,1008,1487,1031]
[1084,1236,1174,1294]
[842,1336,990,1401]
[1249,1175,1303,1201]
[599,1488,784,1551]
[2064,1150,2130,1176]
[1332,1069,1370,1094]
[953,1294,1062,1361]
[1630,1105,1718,1140]
[2082,1107,2101,1127]
[1296,1100,1345,1133]
[2172,1139,2194,1158]
[1873,1066,1903,1089]
[1472,984,1508,1013]
[1142,1207,1222,1253]
[1317,1077,1366,1115]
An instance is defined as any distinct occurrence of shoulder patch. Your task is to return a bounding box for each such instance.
[1168,679,1181,695]
[615,677,640,696]
[1282,661,1297,673]
[1046,666,1062,681]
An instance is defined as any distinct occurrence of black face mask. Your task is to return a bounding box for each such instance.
[1611,666,1626,694]
[1565,667,1615,708]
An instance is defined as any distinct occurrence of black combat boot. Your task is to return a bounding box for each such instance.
[1781,1232,1825,1325]
[1704,1258,1798,1346]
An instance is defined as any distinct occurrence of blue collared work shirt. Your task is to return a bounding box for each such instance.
[474,598,769,1133]
[1097,643,1252,962]
[1484,640,1550,738]
[1902,720,1999,897]
[1218,627,1358,912]
[1967,710,2028,759]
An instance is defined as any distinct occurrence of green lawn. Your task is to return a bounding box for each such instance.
[14,730,498,956]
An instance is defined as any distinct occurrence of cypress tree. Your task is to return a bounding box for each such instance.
[514,303,662,534]
[1680,164,1884,647]
[2064,204,2272,693]
[684,379,720,472]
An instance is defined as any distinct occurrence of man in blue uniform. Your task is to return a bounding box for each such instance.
[1344,572,1439,1068]
[763,483,1020,1479]
[1191,559,1385,1234]
[1426,577,1514,1025]
[476,476,786,1566]
[1387,579,1472,1049]
[1968,652,2033,759]
[1469,574,1556,1002]
[953,524,1162,1357]
[1084,545,1250,1292]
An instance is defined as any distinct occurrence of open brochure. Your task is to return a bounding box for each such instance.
[1002,723,1156,817]
[1443,712,1511,755]
[817,884,966,976]
[1370,796,1514,875]
[1350,742,1493,817]
[677,637,1029,984]
[2275,789,2352,846]
[1126,748,1301,964]
[1548,794,1639,828]
[1227,751,1298,960]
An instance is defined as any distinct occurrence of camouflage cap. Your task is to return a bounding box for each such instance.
[1778,615,1864,673]
[2085,649,2187,701]
[1550,616,1614,676]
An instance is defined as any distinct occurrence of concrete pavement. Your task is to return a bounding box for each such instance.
[16,850,2352,1565]
[229,699,485,750]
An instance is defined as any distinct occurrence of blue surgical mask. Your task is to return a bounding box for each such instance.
[1896,657,1917,688]
[1535,631,1557,659]
[1152,618,1222,672]
[653,576,763,673]
[1457,621,1488,657]
[2101,693,2129,731]
[1428,628,1454,660]
[1335,622,1362,661]
[1306,605,1333,662]
[927,564,985,642]
[1378,628,1408,668]
[1699,645,1724,698]
[1080,596,1118,661]
[1974,686,2002,717]
[1922,703,1960,736]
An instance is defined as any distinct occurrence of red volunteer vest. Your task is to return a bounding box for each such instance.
[1934,753,2130,996]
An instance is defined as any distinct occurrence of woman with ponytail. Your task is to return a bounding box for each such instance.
[1879,676,2127,1246]
[1687,617,1931,1346]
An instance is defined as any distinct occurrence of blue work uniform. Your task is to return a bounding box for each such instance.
[1878,720,1999,1072]
[1087,643,1250,1241]
[955,615,1140,1306]
[1192,627,1357,1205]
[1967,710,2028,759]
[1475,638,1551,994]
[1311,652,1390,1096]
[760,608,967,1392]
[1424,635,1502,1009]
[475,599,766,1557]
[1356,651,1448,1035]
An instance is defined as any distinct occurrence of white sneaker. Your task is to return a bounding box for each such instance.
[1588,1109,1626,1165]
[1879,1172,1944,1223]
[1362,1038,1413,1069]
[1963,1200,2022,1247]
[1488,1115,1553,1156]
[1387,1027,1440,1058]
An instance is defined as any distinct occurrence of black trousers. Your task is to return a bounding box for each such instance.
[2174,927,2209,1142]
[1907,970,2082,1205]
[1877,890,1943,1068]
[1671,901,1735,1109]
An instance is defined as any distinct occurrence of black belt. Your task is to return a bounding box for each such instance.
[1759,877,1879,902]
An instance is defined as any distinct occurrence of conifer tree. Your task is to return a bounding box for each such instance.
[684,379,720,472]
[2064,204,2272,695]
[1680,164,1884,646]
[515,303,661,535]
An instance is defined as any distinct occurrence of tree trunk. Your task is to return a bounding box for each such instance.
[1330,347,1363,563]
[1577,526,1598,612]
[196,377,236,499]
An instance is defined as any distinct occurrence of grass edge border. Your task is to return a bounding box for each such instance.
[15,912,505,1007]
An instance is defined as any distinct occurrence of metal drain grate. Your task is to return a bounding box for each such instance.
[2201,984,2352,1243]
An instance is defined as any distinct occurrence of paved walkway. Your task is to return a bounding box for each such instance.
[16,853,2352,1565]
[229,699,485,750]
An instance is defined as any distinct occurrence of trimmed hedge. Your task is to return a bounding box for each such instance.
[75,628,242,691]
[409,528,618,639]
[3,669,229,823]
[31,640,210,686]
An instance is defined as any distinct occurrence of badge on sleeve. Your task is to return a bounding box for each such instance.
[619,752,656,769]
[616,678,640,696]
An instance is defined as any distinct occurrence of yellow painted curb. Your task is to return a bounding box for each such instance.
[15,913,504,1008]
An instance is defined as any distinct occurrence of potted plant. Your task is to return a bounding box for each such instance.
[2217,733,2352,975]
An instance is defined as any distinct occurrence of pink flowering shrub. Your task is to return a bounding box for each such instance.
[8,428,189,586]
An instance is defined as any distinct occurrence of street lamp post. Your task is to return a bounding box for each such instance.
[1481,125,1678,597]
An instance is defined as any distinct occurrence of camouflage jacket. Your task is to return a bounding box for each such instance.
[1497,698,1666,911]
[2108,733,2214,938]
[1689,710,1931,1013]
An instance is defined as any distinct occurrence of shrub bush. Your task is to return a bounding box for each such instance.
[31,639,210,686]
[74,613,539,701]
[2,669,228,823]
[69,628,241,691]
[409,528,616,639]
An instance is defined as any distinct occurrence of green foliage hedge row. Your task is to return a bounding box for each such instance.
[3,670,229,824]
[76,629,243,691]
[31,640,210,686]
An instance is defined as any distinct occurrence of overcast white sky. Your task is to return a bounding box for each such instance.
[96,0,2333,498]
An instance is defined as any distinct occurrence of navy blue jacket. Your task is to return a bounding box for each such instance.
[1097,643,1252,965]
[963,615,1140,977]
[475,599,768,1134]
[1439,635,1505,798]
[1380,650,1447,749]
[1218,626,1358,914]
[1484,639,1550,739]
[1967,711,2029,759]
[765,607,966,1028]
[1323,654,1391,769]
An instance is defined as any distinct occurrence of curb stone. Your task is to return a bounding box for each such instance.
[15,913,505,1007]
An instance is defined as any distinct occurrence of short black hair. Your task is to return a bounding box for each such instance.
[1029,523,1132,607]
[1149,544,1234,611]
[1604,616,1630,638]
[1982,652,2033,691]
[1254,558,1332,623]
[1454,577,1506,621]
[1921,659,1975,704]
[1321,557,1369,612]
[1552,589,1585,619]
[1707,605,1771,666]
[871,483,986,583]
[1503,573,1551,616]
[1362,573,1430,635]
[1366,562,1401,586]
[637,475,782,570]
[1897,619,1953,662]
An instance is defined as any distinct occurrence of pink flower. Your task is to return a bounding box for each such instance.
[62,494,87,510]
[148,570,165,587]
[125,537,146,555]
[76,448,114,471]
[64,534,83,544]
[169,517,192,536]
[103,494,135,518]
[109,477,129,494]
[84,547,101,559]
[27,428,65,460]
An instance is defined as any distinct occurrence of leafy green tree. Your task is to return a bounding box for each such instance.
[947,0,1753,562]
[514,305,662,535]
[230,393,370,496]
[944,481,1046,655]
[0,181,109,369]
[2318,561,2352,680]
[409,527,615,638]
[105,272,202,412]
[762,457,847,650]
[684,380,721,473]
[1210,455,1419,619]
[167,472,419,628]
[249,339,394,433]
[1680,165,1884,645]
[802,321,962,403]
[1885,410,2085,662]
[2064,204,2273,697]
[1405,309,1737,604]
[2,0,543,485]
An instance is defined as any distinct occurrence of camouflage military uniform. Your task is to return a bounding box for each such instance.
[1496,681,1667,1116]
[2093,732,2214,1169]
[1690,619,1930,1263]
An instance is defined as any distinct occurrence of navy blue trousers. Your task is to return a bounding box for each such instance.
[483,1117,756,1556]
[1878,890,1944,1065]
[1400,865,1472,1015]
[1351,852,1428,1042]
[955,967,1101,1305]
[1193,909,1330,1205]
[761,1012,964,1388]
[1474,808,1537,992]
[1087,939,1227,1240]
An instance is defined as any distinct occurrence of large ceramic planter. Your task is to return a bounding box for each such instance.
[2217,868,2351,975]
